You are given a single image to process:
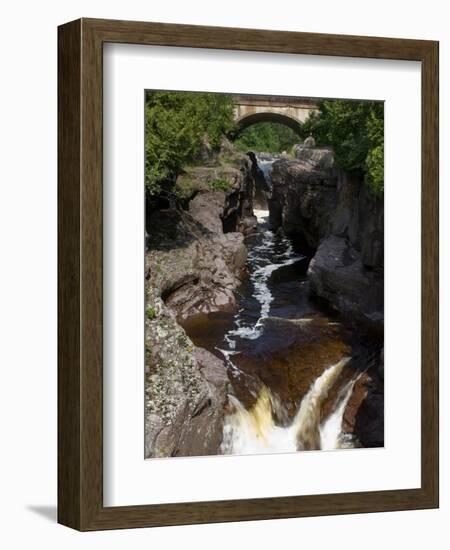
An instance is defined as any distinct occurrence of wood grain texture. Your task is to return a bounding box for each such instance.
[420,41,439,506]
[57,18,439,531]
[57,19,82,529]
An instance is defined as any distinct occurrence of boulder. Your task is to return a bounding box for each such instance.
[144,295,231,458]
[307,235,383,327]
[268,148,384,327]
[146,210,247,322]
[172,348,231,456]
[176,148,254,234]
[188,191,226,233]
[295,145,335,171]
[269,156,338,248]
[343,350,384,448]
[303,135,316,148]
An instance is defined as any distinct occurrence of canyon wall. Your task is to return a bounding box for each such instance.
[144,146,256,457]
[268,144,384,447]
[269,145,384,331]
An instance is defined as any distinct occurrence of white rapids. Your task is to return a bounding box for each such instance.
[218,200,359,456]
[224,209,304,348]
[221,358,358,455]
[319,375,361,450]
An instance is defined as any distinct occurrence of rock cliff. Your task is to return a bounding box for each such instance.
[268,145,384,447]
[269,147,338,250]
[269,146,383,329]
[145,145,256,457]
[145,292,232,458]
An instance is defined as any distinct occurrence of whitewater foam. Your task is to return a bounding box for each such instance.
[221,358,354,455]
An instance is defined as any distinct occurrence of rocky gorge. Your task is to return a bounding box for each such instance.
[269,142,384,329]
[145,139,384,458]
[145,143,257,457]
[267,141,384,447]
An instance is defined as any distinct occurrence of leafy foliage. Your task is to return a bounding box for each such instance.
[173,173,232,200]
[208,178,231,192]
[234,122,299,154]
[146,306,157,320]
[145,91,236,195]
[300,100,384,194]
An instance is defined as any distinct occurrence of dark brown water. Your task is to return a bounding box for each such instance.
[182,209,358,427]
[181,157,379,454]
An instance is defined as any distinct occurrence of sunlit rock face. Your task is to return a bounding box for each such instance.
[145,144,257,458]
[268,147,383,329]
[144,291,231,458]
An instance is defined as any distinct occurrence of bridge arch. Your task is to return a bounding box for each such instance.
[235,111,303,135]
[232,94,319,136]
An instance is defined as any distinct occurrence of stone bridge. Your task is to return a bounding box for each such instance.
[233,95,319,134]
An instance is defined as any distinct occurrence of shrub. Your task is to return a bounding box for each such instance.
[145,92,236,196]
[209,178,231,192]
[300,100,384,194]
[146,306,157,320]
[234,122,299,154]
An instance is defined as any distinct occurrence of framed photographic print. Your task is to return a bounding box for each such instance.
[58,18,439,530]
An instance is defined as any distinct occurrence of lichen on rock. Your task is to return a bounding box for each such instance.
[145,290,231,457]
[145,141,256,458]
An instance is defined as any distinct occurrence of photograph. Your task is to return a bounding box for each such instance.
[0,0,443,539]
[144,91,385,459]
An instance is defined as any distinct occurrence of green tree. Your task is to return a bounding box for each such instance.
[365,106,384,194]
[300,100,384,194]
[234,122,299,154]
[145,91,236,195]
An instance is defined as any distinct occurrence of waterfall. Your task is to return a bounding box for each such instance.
[221,358,354,455]
[216,167,360,457]
[253,153,274,209]
[220,389,295,455]
[292,357,350,450]
[319,374,362,450]
[257,155,274,188]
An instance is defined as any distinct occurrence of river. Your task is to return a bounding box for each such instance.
[182,154,367,455]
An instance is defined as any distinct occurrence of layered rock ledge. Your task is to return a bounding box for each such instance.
[269,146,384,329]
[144,146,255,458]
[268,145,384,448]
[145,294,231,457]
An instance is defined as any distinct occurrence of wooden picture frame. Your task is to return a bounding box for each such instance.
[58,18,439,530]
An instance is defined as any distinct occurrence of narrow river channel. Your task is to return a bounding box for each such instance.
[182,154,368,455]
